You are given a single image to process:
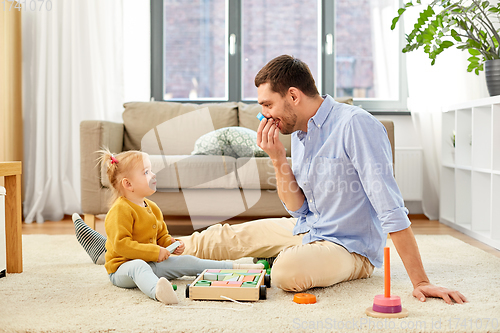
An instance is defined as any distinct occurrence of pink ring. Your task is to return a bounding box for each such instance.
[373,294,402,307]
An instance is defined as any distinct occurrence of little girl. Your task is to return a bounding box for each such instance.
[81,149,263,305]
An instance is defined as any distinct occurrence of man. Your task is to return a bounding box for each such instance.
[179,55,465,304]
[73,55,465,304]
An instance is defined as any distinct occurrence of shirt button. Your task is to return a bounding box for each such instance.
[152,224,156,229]
[315,214,318,218]
[149,238,153,243]
[317,124,321,128]
[309,199,313,203]
[148,209,152,213]
[308,136,311,140]
[303,182,306,186]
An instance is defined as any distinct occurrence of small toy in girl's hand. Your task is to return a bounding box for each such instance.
[256,112,267,121]
[166,241,181,254]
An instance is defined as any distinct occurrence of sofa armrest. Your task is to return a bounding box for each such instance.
[80,120,124,214]
[379,120,395,168]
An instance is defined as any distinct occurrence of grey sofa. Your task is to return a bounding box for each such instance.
[80,99,394,230]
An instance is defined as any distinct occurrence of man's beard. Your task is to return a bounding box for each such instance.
[279,100,298,135]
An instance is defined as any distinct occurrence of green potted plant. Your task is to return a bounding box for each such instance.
[391,0,500,96]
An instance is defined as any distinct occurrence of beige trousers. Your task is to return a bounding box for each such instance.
[178,217,374,292]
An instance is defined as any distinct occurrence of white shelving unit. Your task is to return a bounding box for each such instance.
[440,95,500,250]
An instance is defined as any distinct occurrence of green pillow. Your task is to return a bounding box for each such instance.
[192,127,268,158]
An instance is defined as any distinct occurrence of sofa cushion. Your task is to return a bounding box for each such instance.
[122,102,238,154]
[236,157,293,190]
[192,127,268,158]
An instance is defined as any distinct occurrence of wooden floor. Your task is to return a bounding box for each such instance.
[22,214,500,258]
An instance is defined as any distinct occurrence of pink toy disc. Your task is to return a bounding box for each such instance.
[373,294,401,307]
[372,304,402,313]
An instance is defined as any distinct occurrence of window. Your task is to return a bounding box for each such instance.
[151,0,408,112]
[241,0,319,100]
[162,0,227,100]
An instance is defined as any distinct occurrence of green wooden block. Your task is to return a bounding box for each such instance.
[195,280,211,287]
[217,273,231,281]
[223,274,240,281]
[195,283,211,287]
[220,269,247,273]
[241,281,258,288]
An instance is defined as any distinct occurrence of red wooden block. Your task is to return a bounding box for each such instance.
[211,281,228,286]
[242,275,256,282]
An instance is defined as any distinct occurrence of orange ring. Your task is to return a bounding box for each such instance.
[293,293,317,304]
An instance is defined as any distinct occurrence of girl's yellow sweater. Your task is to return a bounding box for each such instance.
[104,197,172,274]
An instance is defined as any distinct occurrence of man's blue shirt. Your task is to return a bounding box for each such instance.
[285,95,411,267]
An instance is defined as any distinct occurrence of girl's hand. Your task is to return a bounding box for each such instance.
[172,239,185,255]
[158,247,170,262]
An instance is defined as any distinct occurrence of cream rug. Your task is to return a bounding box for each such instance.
[0,234,499,333]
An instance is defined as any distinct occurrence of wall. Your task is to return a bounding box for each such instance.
[0,8,23,187]
[375,114,423,214]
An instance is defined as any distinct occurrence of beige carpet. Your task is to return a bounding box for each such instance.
[0,234,499,333]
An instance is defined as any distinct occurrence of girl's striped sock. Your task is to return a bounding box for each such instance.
[72,213,107,265]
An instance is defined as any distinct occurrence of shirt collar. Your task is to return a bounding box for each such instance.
[310,95,335,129]
[296,95,335,140]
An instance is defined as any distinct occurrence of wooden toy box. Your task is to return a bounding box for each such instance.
[186,269,271,301]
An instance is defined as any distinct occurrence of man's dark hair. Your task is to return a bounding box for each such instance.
[254,55,319,98]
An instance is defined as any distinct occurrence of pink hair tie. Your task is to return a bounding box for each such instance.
[110,155,119,165]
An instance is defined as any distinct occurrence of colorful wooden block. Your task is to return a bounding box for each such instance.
[242,275,255,282]
[217,273,231,281]
[203,273,218,281]
[248,270,263,273]
[206,269,221,273]
[224,274,240,281]
[195,280,211,287]
[226,281,243,287]
[211,281,228,286]
[220,269,248,273]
